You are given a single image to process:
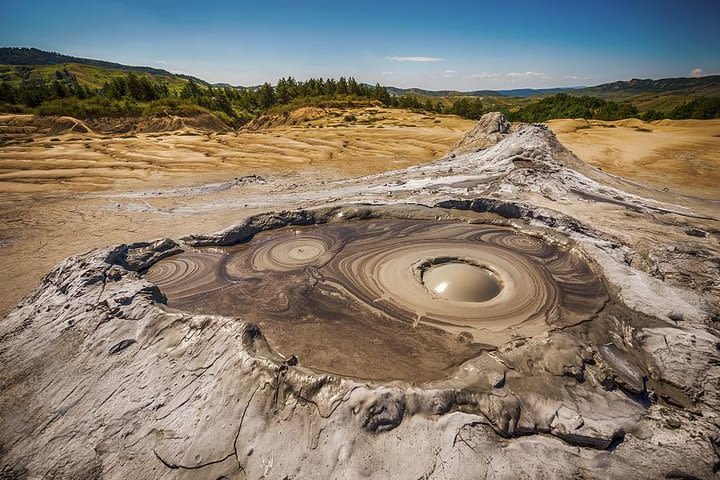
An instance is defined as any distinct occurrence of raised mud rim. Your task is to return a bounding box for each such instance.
[105,202,663,440]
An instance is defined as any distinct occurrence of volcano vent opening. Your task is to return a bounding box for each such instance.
[422,260,503,303]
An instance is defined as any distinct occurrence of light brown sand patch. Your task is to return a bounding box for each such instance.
[547,118,720,199]
[0,109,475,193]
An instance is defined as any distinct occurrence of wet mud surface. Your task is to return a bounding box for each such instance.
[147,218,608,382]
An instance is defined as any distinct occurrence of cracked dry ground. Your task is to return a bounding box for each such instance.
[1,115,719,479]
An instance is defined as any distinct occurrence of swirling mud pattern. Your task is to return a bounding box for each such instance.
[146,219,608,382]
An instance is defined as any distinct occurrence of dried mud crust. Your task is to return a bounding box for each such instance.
[1,115,719,479]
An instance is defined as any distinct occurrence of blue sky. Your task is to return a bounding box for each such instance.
[2,0,719,89]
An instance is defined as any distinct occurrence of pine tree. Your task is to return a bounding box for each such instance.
[125,72,143,101]
[348,77,360,95]
[257,82,276,109]
[52,79,67,98]
[276,77,291,104]
[0,80,16,104]
[337,76,348,95]
[181,79,202,99]
[373,83,391,105]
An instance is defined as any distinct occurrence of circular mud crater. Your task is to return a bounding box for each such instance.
[146,216,607,382]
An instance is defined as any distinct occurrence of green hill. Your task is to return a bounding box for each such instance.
[0,48,396,127]
[0,47,205,84]
[569,76,720,114]
[0,47,205,96]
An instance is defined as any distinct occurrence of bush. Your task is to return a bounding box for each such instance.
[141,98,210,117]
[640,109,665,121]
[0,101,27,113]
[668,97,720,119]
[450,98,484,119]
[34,97,142,117]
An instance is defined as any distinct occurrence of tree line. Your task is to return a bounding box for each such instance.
[504,93,720,122]
[0,68,492,122]
[0,71,398,123]
[505,93,639,122]
[640,97,720,121]
[0,67,92,107]
[387,95,485,119]
[2,70,719,123]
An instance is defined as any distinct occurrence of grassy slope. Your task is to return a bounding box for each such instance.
[578,76,720,98]
[563,76,720,112]
[0,63,191,94]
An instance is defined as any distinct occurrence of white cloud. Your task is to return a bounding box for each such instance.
[468,72,499,79]
[443,69,458,78]
[690,68,707,77]
[506,71,546,78]
[386,56,444,62]
[381,71,393,75]
[565,75,592,81]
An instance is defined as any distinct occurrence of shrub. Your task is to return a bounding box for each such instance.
[34,97,142,117]
[0,101,27,113]
[141,98,210,117]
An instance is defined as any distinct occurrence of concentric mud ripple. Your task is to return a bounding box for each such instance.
[146,219,608,381]
[327,237,558,335]
[144,251,230,301]
[227,230,339,274]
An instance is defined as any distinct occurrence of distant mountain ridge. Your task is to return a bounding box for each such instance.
[387,87,585,98]
[0,47,206,84]
[579,75,720,98]
[497,87,584,97]
[387,86,584,98]
[386,87,498,97]
[388,76,720,99]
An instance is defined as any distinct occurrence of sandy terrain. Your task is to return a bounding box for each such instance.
[0,108,475,317]
[548,118,720,199]
[0,108,474,192]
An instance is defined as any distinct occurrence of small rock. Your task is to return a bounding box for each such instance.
[685,228,707,238]
[109,339,136,355]
[665,418,681,429]
[457,331,474,343]
[488,371,506,388]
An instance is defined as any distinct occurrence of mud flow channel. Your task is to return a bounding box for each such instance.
[146,219,607,382]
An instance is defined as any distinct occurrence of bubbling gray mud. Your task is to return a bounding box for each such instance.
[146,219,608,382]
[422,261,503,302]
